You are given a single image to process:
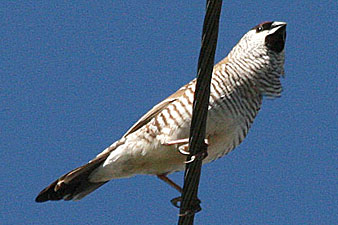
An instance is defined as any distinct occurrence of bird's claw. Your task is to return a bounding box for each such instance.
[164,138,208,155]
[178,145,190,155]
[171,196,182,208]
[164,138,209,163]
[171,196,202,216]
[184,141,209,164]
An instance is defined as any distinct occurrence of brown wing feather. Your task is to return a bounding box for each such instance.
[213,56,229,71]
[123,57,229,137]
[123,82,194,137]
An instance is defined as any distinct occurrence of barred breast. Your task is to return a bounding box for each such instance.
[205,59,262,163]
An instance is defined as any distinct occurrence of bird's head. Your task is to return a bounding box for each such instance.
[240,21,287,54]
[226,21,287,98]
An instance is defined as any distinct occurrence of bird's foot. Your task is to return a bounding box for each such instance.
[183,139,209,164]
[171,196,202,216]
[164,138,209,161]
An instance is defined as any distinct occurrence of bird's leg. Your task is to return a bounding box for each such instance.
[157,174,195,211]
[163,138,190,145]
[157,174,201,211]
[157,174,183,193]
[163,138,209,158]
[157,174,202,212]
[163,138,190,153]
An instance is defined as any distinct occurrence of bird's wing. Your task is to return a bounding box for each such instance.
[122,57,229,137]
[123,80,195,137]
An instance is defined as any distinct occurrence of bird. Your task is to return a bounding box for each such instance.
[36,21,287,202]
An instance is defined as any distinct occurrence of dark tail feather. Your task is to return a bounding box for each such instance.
[35,153,109,202]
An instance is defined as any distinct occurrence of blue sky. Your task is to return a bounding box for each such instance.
[1,1,337,224]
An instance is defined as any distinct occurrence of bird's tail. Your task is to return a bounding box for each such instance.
[35,152,109,202]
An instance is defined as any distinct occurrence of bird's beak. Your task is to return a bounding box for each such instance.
[265,21,287,53]
[269,21,287,42]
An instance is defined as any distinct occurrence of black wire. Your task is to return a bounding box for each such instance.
[178,1,223,225]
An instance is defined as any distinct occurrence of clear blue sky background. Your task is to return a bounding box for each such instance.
[1,1,337,224]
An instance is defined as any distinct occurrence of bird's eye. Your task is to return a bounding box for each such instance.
[256,26,263,32]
